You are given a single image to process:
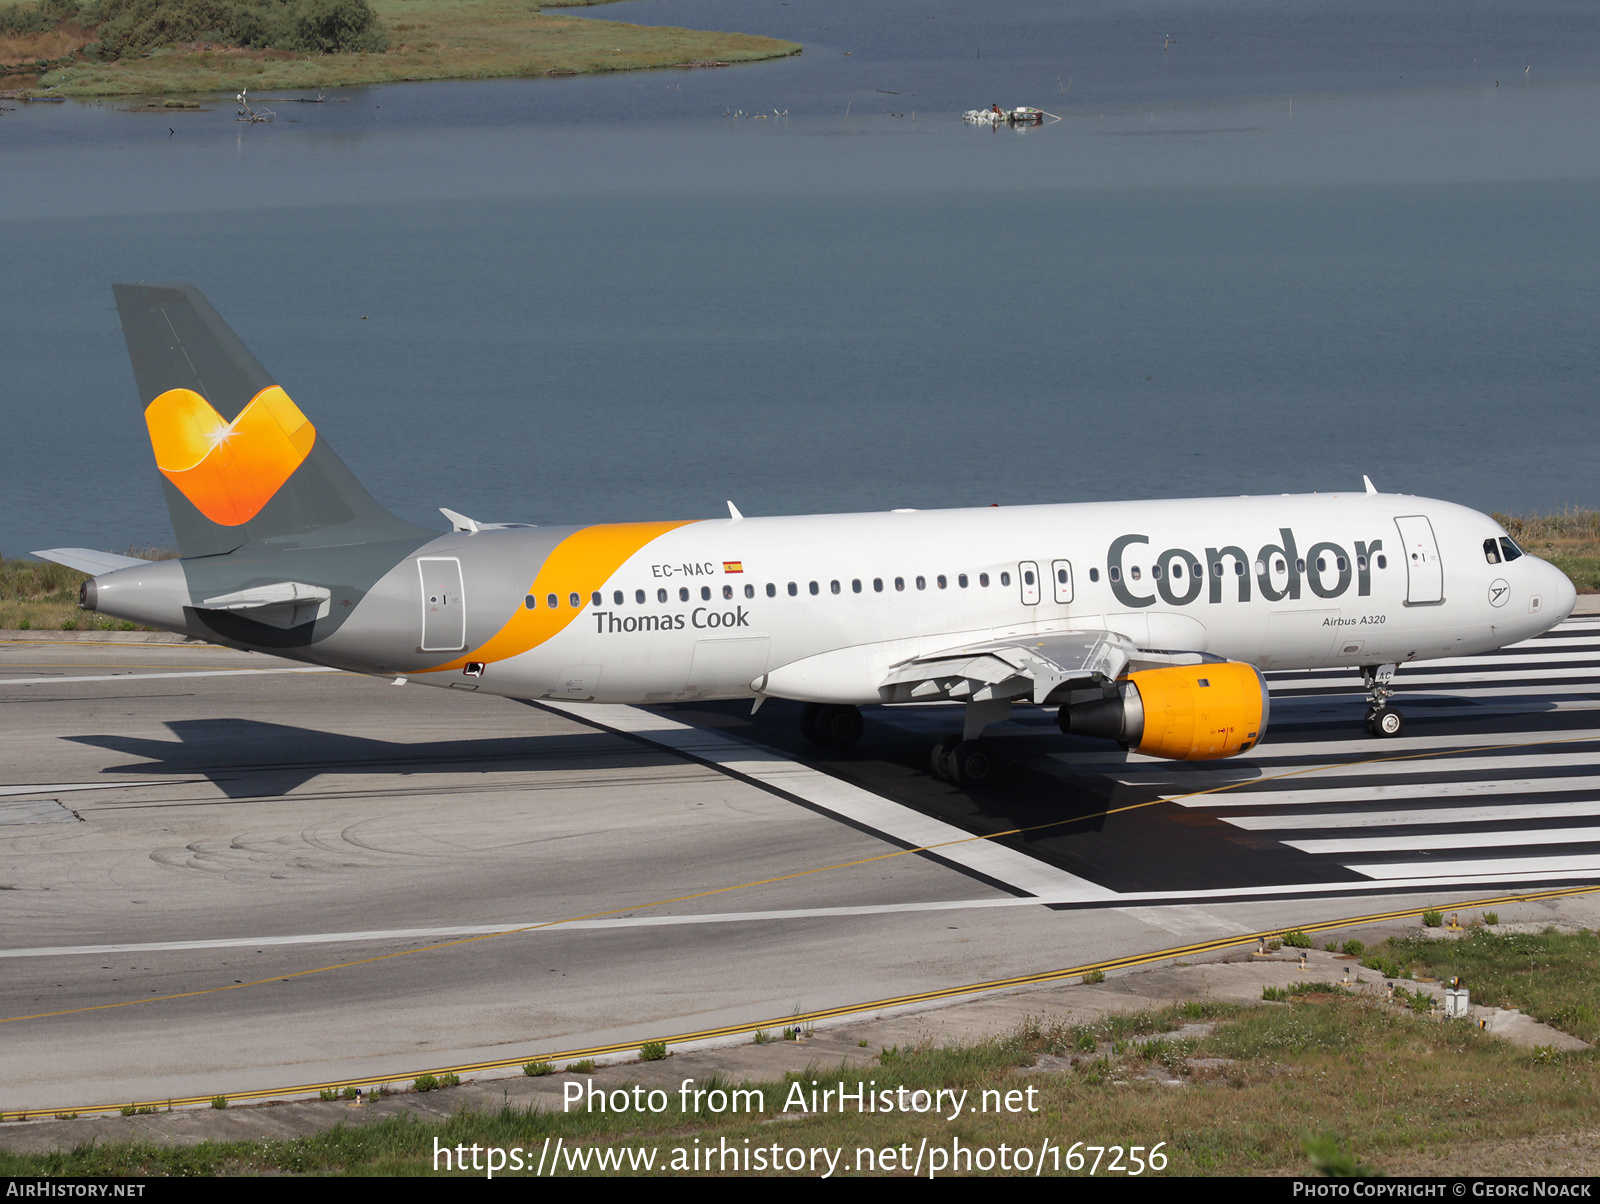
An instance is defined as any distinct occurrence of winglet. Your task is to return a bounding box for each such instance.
[727,500,744,520]
[1363,475,1378,494]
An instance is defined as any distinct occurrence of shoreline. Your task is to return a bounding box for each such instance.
[9,0,800,98]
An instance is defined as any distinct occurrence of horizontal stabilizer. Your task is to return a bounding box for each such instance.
[197,581,331,630]
[32,548,151,575]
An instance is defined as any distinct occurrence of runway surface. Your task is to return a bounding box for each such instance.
[2,619,1597,1111]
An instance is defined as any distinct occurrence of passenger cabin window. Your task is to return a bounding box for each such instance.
[1376,555,1388,569]
[679,587,690,602]
[1024,569,1036,585]
[852,579,862,593]
[980,572,990,586]
[766,583,776,597]
[1295,558,1305,573]
[702,586,712,601]
[1500,537,1523,562]
[1151,564,1163,580]
[809,581,819,596]
[743,585,754,599]
[635,589,646,604]
[657,588,668,603]
[958,574,968,588]
[723,585,733,600]
[592,591,602,607]
[915,576,926,590]
[1274,558,1286,574]
[873,578,884,592]
[614,590,624,605]
[936,575,947,589]
[895,577,905,591]
[570,592,581,608]
[1088,568,1099,582]
[547,593,558,608]
[788,582,798,596]
[830,580,841,594]
[524,594,536,609]
[1000,571,1011,586]
[1130,567,1141,581]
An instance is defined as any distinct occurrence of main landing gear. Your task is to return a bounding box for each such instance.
[800,702,864,749]
[1361,663,1403,738]
[929,698,1011,788]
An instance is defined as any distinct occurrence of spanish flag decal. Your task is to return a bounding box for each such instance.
[723,561,744,574]
[145,386,316,526]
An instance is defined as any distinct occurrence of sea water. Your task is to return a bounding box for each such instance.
[2,0,1598,555]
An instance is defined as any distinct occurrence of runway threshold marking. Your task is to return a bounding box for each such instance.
[7,730,1599,1027]
[16,882,1599,1120]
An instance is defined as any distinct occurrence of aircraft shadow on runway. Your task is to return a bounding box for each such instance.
[65,718,688,800]
[665,700,1363,892]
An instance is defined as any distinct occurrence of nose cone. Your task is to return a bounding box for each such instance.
[1547,560,1578,623]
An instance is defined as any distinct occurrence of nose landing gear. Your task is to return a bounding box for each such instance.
[1362,663,1404,737]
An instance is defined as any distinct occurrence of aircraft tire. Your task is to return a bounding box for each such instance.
[800,702,823,744]
[1370,707,1404,738]
[950,739,997,787]
[814,704,864,748]
[930,735,960,781]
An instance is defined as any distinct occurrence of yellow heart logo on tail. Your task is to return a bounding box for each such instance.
[145,386,317,527]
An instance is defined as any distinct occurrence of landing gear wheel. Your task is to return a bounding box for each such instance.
[1369,707,1404,738]
[799,702,822,744]
[949,739,997,788]
[805,704,863,748]
[930,735,961,781]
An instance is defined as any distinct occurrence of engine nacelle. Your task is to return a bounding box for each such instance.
[1059,661,1269,760]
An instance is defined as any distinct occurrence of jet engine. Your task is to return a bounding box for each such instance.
[1058,661,1269,760]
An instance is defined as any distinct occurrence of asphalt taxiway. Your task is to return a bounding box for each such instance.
[2,620,1598,1113]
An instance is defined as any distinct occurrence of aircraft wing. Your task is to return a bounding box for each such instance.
[880,630,1139,706]
[33,548,151,575]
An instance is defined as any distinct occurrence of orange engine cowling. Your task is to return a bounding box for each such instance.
[1059,661,1269,760]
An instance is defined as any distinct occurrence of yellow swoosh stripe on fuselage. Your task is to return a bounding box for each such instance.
[418,519,697,673]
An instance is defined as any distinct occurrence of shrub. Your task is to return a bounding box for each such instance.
[1082,969,1106,984]
[1422,910,1443,928]
[210,1095,227,1109]
[341,1086,359,1100]
[522,1061,552,1077]
[412,1074,439,1092]
[639,1041,667,1062]
[565,1059,596,1074]
[1282,929,1313,948]
[1341,939,1365,957]
[318,1089,338,1101]
[1483,912,1499,926]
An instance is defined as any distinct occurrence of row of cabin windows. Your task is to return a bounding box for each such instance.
[1099,553,1386,584]
[521,551,1396,610]
[523,572,1020,609]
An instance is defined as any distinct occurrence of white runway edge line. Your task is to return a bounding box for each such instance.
[540,700,1118,902]
[0,667,340,686]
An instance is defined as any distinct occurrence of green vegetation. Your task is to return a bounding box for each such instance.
[1368,926,1600,1044]
[521,1061,552,1077]
[638,1041,667,1062]
[1281,929,1313,949]
[1497,508,1600,593]
[2,994,1595,1177]
[209,1095,227,1110]
[0,550,168,631]
[564,1059,595,1074]
[0,0,800,96]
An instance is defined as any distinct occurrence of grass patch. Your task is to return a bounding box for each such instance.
[1368,927,1600,1044]
[29,0,800,96]
[0,551,171,630]
[1,997,1595,1176]
[1496,508,1600,592]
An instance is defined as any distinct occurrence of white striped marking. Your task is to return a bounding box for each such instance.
[1224,798,1600,832]
[1290,826,1600,856]
[0,667,340,686]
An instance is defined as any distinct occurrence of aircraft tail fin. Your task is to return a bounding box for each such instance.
[112,282,428,558]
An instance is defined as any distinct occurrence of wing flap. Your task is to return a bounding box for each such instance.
[881,629,1136,705]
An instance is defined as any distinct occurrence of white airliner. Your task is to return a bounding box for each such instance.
[38,285,1577,786]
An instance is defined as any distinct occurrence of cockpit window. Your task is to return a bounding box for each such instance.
[1499,536,1524,562]
[1483,538,1501,565]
